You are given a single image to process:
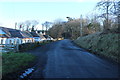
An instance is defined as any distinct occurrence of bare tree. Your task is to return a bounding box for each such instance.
[48,23,64,39]
[43,21,52,34]
[86,16,101,34]
[48,17,102,39]
[96,0,118,31]
[31,20,39,32]
[25,20,31,31]
[18,20,39,31]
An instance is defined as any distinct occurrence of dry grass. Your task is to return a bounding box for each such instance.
[74,32,119,63]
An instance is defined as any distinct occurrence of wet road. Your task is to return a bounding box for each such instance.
[29,39,119,78]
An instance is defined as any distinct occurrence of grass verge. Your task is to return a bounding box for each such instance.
[2,52,35,77]
[74,31,119,63]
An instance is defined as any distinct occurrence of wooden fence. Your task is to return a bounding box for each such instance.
[0,44,19,53]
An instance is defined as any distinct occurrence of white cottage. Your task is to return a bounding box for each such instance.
[30,32,41,42]
[0,27,10,45]
[4,28,23,45]
[20,31,34,43]
[0,27,11,52]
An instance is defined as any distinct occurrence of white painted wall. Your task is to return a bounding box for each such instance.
[22,38,33,43]
[33,37,41,42]
[5,38,22,44]
[0,37,35,45]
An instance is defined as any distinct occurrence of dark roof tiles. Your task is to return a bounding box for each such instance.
[30,32,40,37]
[0,27,45,39]
[0,27,31,38]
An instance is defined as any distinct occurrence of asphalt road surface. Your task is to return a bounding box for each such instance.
[28,39,119,78]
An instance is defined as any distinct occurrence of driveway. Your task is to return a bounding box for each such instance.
[28,39,119,78]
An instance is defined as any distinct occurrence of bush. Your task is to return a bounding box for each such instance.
[19,42,39,52]
[19,40,54,52]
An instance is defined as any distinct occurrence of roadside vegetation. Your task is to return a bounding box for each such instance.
[19,42,40,52]
[2,40,54,79]
[39,40,54,46]
[2,52,35,77]
[1,0,119,78]
[19,40,54,52]
[74,29,119,63]
[48,0,119,40]
[0,52,2,79]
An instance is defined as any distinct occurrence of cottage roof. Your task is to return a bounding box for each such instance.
[43,35,53,39]
[0,27,11,38]
[9,29,24,38]
[0,29,6,34]
[37,33,45,39]
[0,27,23,38]
[0,27,45,38]
[43,35,49,39]
[30,32,40,37]
[21,31,33,38]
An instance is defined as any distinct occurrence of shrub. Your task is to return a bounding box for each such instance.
[19,42,39,52]
[19,40,54,52]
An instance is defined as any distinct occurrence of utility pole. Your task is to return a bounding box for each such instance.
[80,15,83,36]
[106,1,109,30]
[118,1,120,31]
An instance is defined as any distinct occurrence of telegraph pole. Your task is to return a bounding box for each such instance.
[80,15,83,36]
[118,1,120,31]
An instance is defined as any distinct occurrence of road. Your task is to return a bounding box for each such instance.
[28,39,119,78]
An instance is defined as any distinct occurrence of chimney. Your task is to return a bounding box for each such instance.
[15,22,17,29]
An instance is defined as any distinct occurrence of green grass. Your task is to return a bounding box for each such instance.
[2,52,35,76]
[74,32,119,63]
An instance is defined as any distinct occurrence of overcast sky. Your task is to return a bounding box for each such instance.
[0,0,100,30]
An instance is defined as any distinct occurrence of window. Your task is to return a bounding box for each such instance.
[17,39,19,44]
[24,40,26,43]
[21,40,22,44]
[28,40,30,43]
[9,40,12,44]
[1,39,3,44]
[14,40,16,44]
